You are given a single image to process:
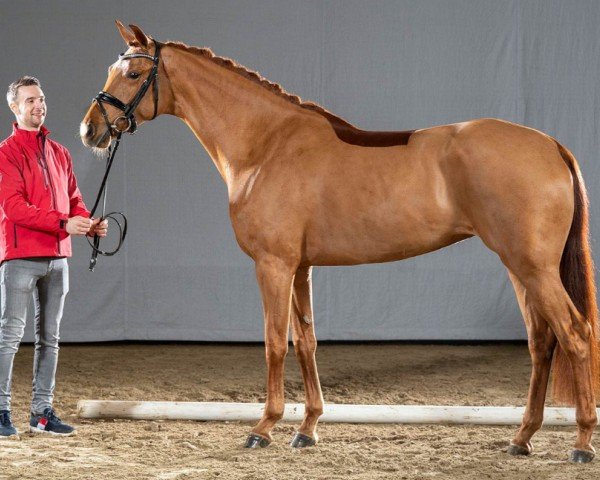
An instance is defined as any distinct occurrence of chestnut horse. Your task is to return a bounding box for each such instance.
[81,22,599,462]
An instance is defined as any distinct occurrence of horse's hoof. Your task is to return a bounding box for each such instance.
[290,432,316,448]
[244,433,271,448]
[569,449,595,463]
[507,441,532,456]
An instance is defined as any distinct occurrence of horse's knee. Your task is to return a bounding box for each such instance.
[266,342,288,362]
[293,336,316,358]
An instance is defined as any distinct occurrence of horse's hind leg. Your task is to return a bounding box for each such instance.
[244,256,296,448]
[290,266,324,447]
[510,268,597,461]
[506,271,557,456]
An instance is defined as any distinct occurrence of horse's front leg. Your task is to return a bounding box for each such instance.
[290,266,324,448]
[245,256,297,448]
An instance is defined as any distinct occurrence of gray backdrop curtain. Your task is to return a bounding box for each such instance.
[1,0,599,341]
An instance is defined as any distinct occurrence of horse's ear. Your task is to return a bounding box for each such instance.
[115,20,137,46]
[129,24,150,49]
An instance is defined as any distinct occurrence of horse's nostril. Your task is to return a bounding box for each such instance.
[80,122,95,140]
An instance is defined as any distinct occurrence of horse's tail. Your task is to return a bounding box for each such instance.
[552,141,600,405]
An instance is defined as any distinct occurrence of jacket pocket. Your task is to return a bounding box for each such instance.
[13,224,18,248]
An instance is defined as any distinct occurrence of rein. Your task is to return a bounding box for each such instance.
[88,40,161,271]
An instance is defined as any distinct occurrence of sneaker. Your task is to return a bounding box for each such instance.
[0,410,17,438]
[29,407,76,436]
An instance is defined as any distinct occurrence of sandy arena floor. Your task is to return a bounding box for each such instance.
[0,343,598,479]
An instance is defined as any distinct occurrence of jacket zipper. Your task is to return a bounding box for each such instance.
[36,153,50,188]
[13,224,18,248]
[38,135,61,254]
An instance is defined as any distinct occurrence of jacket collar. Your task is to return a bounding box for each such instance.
[11,122,51,146]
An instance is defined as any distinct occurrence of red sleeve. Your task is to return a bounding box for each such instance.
[0,151,67,233]
[64,148,91,218]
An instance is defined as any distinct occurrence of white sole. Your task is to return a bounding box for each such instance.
[29,426,76,437]
[0,433,18,439]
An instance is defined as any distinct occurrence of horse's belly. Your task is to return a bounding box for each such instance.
[303,215,472,266]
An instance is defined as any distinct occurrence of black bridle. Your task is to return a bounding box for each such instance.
[88,40,161,271]
[94,40,161,136]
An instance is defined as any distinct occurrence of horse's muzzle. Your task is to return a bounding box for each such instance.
[80,121,110,149]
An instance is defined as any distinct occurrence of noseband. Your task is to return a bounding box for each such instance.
[94,40,161,135]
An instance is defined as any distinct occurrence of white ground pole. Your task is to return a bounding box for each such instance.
[77,401,598,426]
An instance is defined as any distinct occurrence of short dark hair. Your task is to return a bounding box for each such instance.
[6,76,41,106]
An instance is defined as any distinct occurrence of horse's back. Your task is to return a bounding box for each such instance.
[302,117,575,266]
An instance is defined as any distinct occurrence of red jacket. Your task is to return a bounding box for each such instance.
[0,123,90,261]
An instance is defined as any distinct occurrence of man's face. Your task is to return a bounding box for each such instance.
[10,85,46,131]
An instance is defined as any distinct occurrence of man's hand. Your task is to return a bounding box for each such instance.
[88,218,109,238]
[66,216,92,236]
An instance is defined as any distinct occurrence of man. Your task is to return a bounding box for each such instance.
[0,76,107,438]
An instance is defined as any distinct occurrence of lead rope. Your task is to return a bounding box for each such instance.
[87,132,128,271]
[88,40,161,271]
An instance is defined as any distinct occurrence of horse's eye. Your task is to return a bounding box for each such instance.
[128,72,141,79]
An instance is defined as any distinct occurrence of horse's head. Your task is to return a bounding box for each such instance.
[80,21,167,149]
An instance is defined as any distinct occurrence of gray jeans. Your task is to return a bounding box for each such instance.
[0,258,69,414]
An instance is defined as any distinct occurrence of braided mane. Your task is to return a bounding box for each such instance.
[165,41,356,128]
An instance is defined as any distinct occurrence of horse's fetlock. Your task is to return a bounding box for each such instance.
[306,405,324,418]
[264,408,284,423]
[576,413,598,431]
[522,418,543,432]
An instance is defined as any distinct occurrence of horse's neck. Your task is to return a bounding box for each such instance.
[165,46,299,186]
